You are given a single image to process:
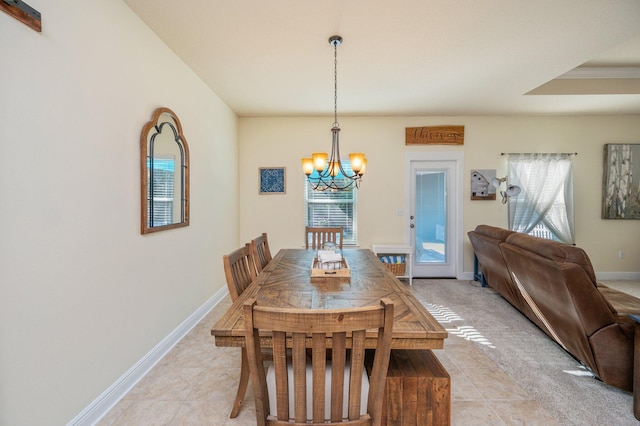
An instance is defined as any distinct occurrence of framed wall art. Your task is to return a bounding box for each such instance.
[259,167,286,195]
[602,143,640,219]
[470,169,497,200]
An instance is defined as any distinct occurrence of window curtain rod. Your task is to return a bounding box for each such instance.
[501,152,577,156]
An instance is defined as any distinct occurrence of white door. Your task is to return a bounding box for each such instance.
[407,157,460,278]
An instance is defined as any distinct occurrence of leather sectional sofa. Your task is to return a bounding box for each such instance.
[468,225,640,395]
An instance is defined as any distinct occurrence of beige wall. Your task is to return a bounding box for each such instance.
[0,1,237,424]
[2,2,639,424]
[239,115,640,276]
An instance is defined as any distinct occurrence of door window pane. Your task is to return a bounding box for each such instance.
[415,171,446,263]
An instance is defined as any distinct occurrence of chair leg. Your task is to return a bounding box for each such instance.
[230,348,250,418]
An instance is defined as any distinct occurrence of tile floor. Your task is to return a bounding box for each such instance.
[97,283,563,426]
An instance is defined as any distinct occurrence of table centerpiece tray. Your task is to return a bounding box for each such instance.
[310,257,350,279]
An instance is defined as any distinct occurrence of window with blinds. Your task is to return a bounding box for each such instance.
[147,157,175,226]
[304,166,358,245]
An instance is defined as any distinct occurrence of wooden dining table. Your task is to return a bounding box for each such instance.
[211,248,447,349]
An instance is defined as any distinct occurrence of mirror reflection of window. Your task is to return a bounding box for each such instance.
[147,157,175,226]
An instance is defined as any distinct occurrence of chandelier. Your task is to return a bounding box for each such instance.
[301,35,367,191]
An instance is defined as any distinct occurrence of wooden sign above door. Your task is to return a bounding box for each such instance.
[405,126,464,146]
[1,0,41,32]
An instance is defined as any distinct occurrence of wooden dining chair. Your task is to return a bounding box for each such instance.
[251,232,272,274]
[222,243,259,417]
[223,243,257,301]
[243,298,394,426]
[305,226,344,249]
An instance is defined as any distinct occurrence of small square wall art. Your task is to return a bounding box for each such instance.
[259,167,286,194]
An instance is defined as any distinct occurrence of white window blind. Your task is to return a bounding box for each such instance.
[304,165,358,245]
[147,157,175,226]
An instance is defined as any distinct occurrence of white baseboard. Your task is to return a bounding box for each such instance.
[67,287,229,426]
[460,272,475,281]
[596,271,640,280]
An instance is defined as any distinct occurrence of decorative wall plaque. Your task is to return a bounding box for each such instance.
[0,0,41,32]
[259,167,286,194]
[470,169,497,200]
[405,126,464,145]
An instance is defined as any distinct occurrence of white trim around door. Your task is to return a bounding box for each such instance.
[404,151,464,279]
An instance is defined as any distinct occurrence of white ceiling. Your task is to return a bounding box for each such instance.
[124,0,640,117]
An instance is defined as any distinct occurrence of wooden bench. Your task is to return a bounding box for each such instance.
[367,349,451,425]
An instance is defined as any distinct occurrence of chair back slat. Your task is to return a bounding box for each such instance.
[349,330,367,419]
[223,243,256,301]
[243,298,394,426]
[292,332,307,423]
[272,331,289,421]
[312,334,327,423]
[331,333,347,422]
[251,232,272,273]
[305,226,344,249]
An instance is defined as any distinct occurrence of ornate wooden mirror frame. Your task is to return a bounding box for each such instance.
[140,107,190,234]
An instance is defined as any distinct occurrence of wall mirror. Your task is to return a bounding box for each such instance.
[140,107,190,234]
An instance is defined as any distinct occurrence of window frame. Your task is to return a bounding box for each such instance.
[507,153,575,244]
[304,165,358,245]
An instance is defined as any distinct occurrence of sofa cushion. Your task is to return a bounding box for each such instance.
[504,232,597,285]
[473,224,515,241]
[597,286,640,316]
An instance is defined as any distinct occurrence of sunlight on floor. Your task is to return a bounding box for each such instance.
[424,300,597,377]
[562,365,596,378]
[423,302,496,348]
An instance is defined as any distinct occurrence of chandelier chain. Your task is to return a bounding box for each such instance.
[334,39,338,126]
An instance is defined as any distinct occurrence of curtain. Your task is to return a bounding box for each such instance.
[508,153,575,244]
